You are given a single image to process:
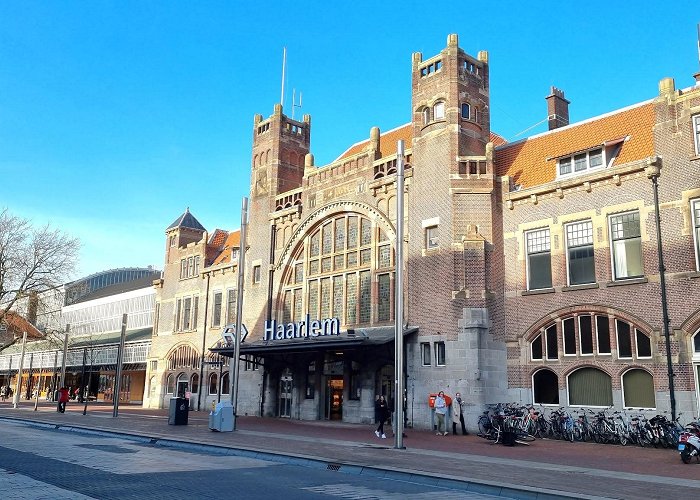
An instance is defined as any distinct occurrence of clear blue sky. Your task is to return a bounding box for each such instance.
[1,2,698,279]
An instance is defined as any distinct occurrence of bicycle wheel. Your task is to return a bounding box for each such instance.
[477,416,491,437]
[516,430,536,442]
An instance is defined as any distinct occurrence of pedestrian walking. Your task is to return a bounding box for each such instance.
[452,392,469,435]
[434,391,448,436]
[57,387,69,413]
[374,395,390,439]
[0,385,7,402]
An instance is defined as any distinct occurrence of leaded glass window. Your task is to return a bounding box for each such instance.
[335,218,345,251]
[320,278,331,318]
[333,276,343,319]
[378,273,391,321]
[379,245,391,268]
[322,222,333,254]
[359,270,371,323]
[346,273,357,324]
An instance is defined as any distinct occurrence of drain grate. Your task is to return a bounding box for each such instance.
[326,463,341,472]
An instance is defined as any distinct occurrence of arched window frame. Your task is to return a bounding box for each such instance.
[621,368,656,409]
[165,374,174,394]
[566,367,613,408]
[532,368,559,405]
[461,102,471,120]
[208,372,218,395]
[422,107,430,125]
[221,372,230,395]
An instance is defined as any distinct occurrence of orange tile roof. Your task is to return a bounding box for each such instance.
[335,124,413,162]
[335,124,508,163]
[494,101,655,189]
[212,230,241,266]
[2,312,43,339]
[208,229,229,249]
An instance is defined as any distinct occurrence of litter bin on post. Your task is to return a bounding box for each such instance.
[168,397,189,425]
[208,400,234,432]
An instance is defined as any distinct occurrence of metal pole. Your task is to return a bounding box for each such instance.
[394,140,405,450]
[33,353,40,411]
[13,332,27,408]
[59,325,69,389]
[113,314,127,417]
[197,275,211,411]
[649,166,676,420]
[27,352,34,400]
[230,197,248,430]
[80,347,87,403]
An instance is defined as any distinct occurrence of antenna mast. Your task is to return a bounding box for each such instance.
[292,89,303,120]
[280,47,287,108]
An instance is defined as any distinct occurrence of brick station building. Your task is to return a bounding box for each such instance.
[148,34,700,428]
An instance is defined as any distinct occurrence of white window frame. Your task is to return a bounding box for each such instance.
[621,368,657,410]
[635,328,653,359]
[562,317,576,357]
[609,210,643,281]
[578,314,594,356]
[426,226,439,250]
[615,319,633,360]
[252,265,261,284]
[531,324,558,361]
[556,147,605,178]
[595,315,612,355]
[525,228,552,290]
[421,343,431,366]
[435,341,446,366]
[693,115,700,155]
[531,368,560,406]
[692,199,700,272]
[565,220,596,286]
[422,107,430,125]
[433,101,445,120]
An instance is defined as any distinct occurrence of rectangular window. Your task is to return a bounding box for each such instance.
[192,296,199,330]
[421,343,431,366]
[559,157,572,175]
[253,265,261,284]
[610,211,643,280]
[188,257,194,277]
[154,303,160,334]
[566,220,596,285]
[563,318,576,355]
[183,297,192,330]
[435,342,446,366]
[693,115,700,155]
[150,360,157,371]
[596,316,611,354]
[226,289,237,324]
[426,226,439,249]
[692,199,700,271]
[377,273,391,322]
[545,325,558,360]
[574,153,587,172]
[579,315,593,355]
[616,319,632,358]
[359,270,371,323]
[180,260,187,279]
[194,256,200,275]
[175,299,182,331]
[434,102,445,120]
[212,292,222,327]
[526,229,552,290]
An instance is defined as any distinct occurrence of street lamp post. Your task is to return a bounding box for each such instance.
[394,140,406,450]
[230,197,248,430]
[646,157,676,421]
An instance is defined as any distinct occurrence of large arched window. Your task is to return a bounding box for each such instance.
[568,367,613,407]
[190,373,199,394]
[149,376,157,398]
[622,369,655,408]
[165,374,174,394]
[281,214,394,327]
[533,369,559,405]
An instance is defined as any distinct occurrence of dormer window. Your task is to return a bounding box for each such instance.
[433,102,445,120]
[557,147,604,177]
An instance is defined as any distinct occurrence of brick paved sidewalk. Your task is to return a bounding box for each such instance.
[1,402,698,499]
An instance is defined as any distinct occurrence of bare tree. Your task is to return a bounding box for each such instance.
[0,208,80,326]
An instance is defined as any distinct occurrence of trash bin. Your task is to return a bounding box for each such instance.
[168,397,189,425]
[208,401,234,432]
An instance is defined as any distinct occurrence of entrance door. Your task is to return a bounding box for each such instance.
[279,372,293,418]
[326,377,343,420]
[176,379,188,399]
[378,365,394,408]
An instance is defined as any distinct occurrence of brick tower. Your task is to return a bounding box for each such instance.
[407,34,506,412]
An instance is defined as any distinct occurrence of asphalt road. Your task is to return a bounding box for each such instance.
[0,420,504,500]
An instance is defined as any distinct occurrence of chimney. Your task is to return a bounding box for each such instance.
[546,87,570,130]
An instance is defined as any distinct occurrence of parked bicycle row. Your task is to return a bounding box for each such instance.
[476,402,699,449]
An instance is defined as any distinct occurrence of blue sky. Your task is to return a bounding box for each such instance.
[1,2,698,279]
